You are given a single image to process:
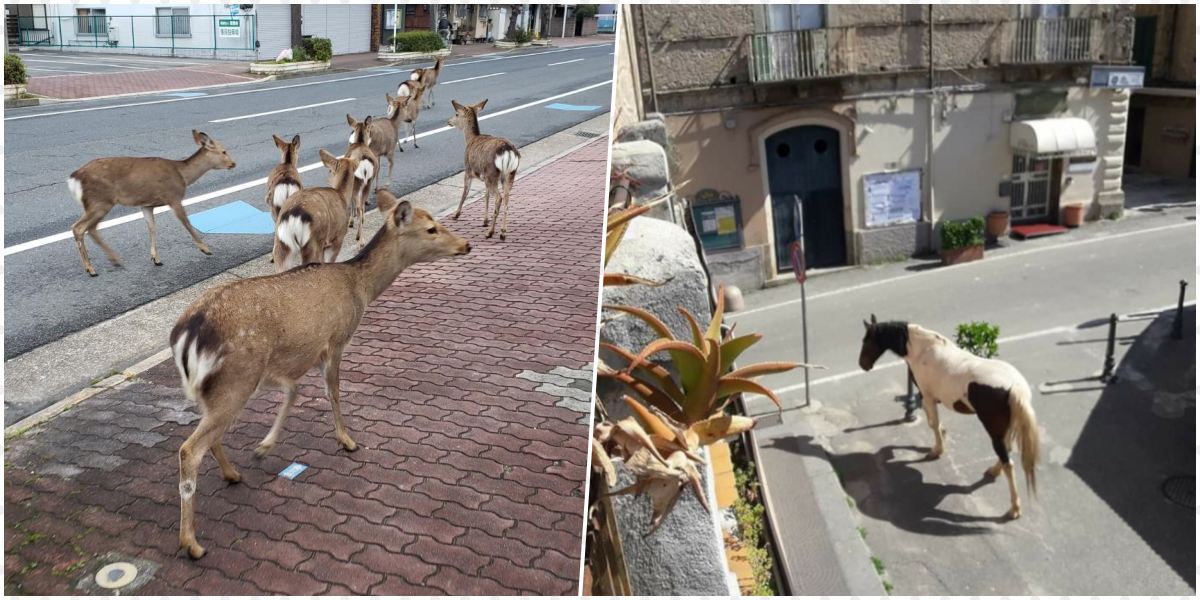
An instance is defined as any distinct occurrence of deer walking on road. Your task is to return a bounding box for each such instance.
[408,55,444,110]
[448,99,521,240]
[171,189,471,559]
[67,130,236,276]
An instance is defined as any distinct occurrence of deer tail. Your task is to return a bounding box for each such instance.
[170,313,224,404]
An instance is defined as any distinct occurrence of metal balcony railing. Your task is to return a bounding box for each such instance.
[1008,17,1096,64]
[750,29,851,83]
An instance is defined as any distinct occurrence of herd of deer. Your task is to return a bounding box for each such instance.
[66,57,531,559]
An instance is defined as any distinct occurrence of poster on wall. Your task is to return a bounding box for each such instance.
[863,169,922,228]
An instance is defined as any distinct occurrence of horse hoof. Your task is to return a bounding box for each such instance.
[925,451,942,461]
[1006,507,1021,520]
[153,259,162,266]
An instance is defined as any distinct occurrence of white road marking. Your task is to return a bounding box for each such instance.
[26,67,92,74]
[19,53,201,66]
[5,44,612,121]
[208,97,357,123]
[17,58,152,70]
[440,72,505,85]
[753,301,1196,401]
[3,80,612,256]
[732,221,1197,319]
[548,58,585,66]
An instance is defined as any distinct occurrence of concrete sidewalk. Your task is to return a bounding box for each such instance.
[3,137,608,595]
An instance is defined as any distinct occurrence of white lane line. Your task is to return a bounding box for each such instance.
[27,67,92,74]
[18,58,151,70]
[548,58,585,66]
[752,301,1196,401]
[209,98,357,123]
[6,44,613,121]
[19,53,201,66]
[732,221,1197,319]
[440,72,505,85]
[3,79,612,256]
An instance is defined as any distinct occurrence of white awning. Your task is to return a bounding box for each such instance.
[1010,118,1097,157]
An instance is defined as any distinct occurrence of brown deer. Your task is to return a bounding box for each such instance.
[67,130,236,276]
[361,92,414,191]
[407,55,444,110]
[171,188,471,559]
[264,134,302,222]
[344,115,380,246]
[448,99,521,240]
[272,149,363,271]
[392,82,424,153]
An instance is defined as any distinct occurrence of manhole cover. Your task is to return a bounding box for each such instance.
[95,562,138,589]
[1162,475,1195,508]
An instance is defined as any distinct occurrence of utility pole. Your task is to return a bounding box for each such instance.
[561,4,568,38]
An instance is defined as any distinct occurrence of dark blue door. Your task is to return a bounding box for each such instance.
[766,126,847,271]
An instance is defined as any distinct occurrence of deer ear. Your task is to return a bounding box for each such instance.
[319,149,337,170]
[272,134,287,150]
[473,99,488,112]
[346,114,357,127]
[193,130,210,146]
[376,189,398,215]
[393,200,413,227]
[290,135,300,148]
[451,100,464,111]
[870,314,878,324]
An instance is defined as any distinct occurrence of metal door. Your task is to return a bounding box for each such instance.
[1010,154,1052,222]
[766,126,847,271]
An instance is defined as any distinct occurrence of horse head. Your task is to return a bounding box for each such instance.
[859,314,908,371]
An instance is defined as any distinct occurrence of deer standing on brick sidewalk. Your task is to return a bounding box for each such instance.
[171,188,471,559]
[264,134,302,223]
[66,130,235,276]
[272,149,366,271]
[344,115,380,246]
[407,55,443,110]
[448,99,521,240]
[392,81,424,153]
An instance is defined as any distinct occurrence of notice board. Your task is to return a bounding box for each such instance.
[863,169,922,228]
[691,189,743,251]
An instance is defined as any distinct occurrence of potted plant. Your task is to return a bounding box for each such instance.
[986,209,1010,240]
[940,216,985,265]
[1062,203,1086,228]
[5,54,28,99]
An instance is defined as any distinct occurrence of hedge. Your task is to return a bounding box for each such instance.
[5,54,27,85]
[302,37,332,62]
[391,31,444,53]
[940,216,985,250]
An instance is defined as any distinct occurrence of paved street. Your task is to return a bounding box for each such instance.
[18,51,259,99]
[733,206,1196,594]
[4,41,614,359]
[3,136,607,595]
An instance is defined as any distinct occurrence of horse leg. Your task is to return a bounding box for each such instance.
[970,382,1020,519]
[923,397,945,459]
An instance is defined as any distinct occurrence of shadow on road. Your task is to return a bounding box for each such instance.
[1066,305,1196,588]
[763,435,1005,536]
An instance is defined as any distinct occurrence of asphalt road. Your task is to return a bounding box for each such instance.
[3,42,614,358]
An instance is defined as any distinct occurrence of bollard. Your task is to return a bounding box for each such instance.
[1101,312,1118,383]
[1172,280,1188,340]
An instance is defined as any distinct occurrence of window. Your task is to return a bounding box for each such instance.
[156,7,190,37]
[384,8,400,30]
[75,8,106,36]
[767,5,824,32]
[1022,4,1068,19]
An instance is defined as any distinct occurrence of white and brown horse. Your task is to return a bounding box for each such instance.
[858,315,1040,519]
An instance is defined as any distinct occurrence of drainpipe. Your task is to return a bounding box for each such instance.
[926,4,936,248]
[639,4,659,114]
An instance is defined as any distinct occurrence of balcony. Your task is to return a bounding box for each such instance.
[1006,17,1097,64]
[750,29,853,83]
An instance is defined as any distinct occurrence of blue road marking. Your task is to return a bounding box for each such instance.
[161,92,208,98]
[190,200,275,234]
[278,463,308,480]
[544,102,601,112]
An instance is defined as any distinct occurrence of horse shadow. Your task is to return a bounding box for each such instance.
[764,434,1009,537]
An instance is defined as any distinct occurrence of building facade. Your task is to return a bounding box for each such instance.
[1126,4,1195,179]
[620,4,1138,288]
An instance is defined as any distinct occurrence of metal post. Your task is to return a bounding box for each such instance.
[1101,312,1118,383]
[129,15,134,50]
[213,14,217,58]
[795,196,811,408]
[57,15,63,50]
[170,12,175,56]
[561,4,567,39]
[1172,279,1188,340]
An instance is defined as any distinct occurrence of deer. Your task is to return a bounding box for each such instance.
[264,134,303,223]
[345,115,380,246]
[407,55,444,110]
[171,188,471,560]
[272,149,366,271]
[392,81,424,153]
[67,130,236,276]
[360,93,414,192]
[448,99,521,240]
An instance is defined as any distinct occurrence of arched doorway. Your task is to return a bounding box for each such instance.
[765,125,847,271]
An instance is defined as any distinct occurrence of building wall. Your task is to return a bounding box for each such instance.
[613,4,643,135]
[1132,94,1196,177]
[40,3,258,57]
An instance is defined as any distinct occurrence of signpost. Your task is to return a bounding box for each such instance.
[218,18,241,38]
[789,195,811,408]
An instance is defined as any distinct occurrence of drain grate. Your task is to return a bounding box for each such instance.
[574,130,601,138]
[1161,475,1195,508]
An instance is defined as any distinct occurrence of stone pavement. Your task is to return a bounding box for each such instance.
[25,59,257,100]
[3,137,608,595]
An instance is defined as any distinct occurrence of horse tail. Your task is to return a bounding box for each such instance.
[1009,382,1040,496]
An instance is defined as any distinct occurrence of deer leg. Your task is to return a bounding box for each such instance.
[923,397,945,460]
[142,207,163,266]
[72,206,111,276]
[411,121,419,149]
[322,350,356,452]
[86,222,122,268]
[481,185,491,228]
[178,410,235,560]
[453,171,474,220]
[386,152,396,187]
[499,175,514,241]
[255,382,298,457]
[168,201,212,256]
[355,185,367,249]
[486,182,503,239]
[210,435,241,483]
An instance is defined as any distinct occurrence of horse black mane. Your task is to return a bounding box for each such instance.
[870,320,910,357]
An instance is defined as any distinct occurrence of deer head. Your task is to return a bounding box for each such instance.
[319,148,367,198]
[447,99,488,131]
[345,114,373,146]
[376,189,471,261]
[193,130,236,170]
[272,134,300,166]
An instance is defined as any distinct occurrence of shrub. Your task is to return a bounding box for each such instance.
[289,45,308,63]
[955,321,999,358]
[5,54,28,85]
[302,37,332,62]
[940,216,984,251]
[575,4,599,19]
[391,30,444,53]
[505,28,532,44]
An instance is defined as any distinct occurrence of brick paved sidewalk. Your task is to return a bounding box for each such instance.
[27,61,259,100]
[3,137,608,595]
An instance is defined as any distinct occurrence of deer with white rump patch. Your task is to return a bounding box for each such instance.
[448,99,521,240]
[392,81,424,153]
[408,55,443,110]
[344,115,380,246]
[272,149,364,271]
[171,188,471,559]
[264,134,302,223]
[361,92,418,193]
[67,130,236,276]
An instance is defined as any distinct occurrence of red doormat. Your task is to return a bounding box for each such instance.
[1011,223,1069,240]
